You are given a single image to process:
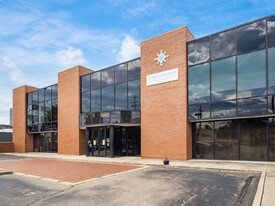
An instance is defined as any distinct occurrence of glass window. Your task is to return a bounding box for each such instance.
[101,112,110,124]
[188,104,210,120]
[115,82,127,110]
[102,67,114,88]
[45,87,51,101]
[237,20,266,54]
[93,112,101,124]
[32,91,39,104]
[111,111,121,124]
[102,86,114,111]
[128,80,140,110]
[81,75,90,92]
[215,121,238,160]
[27,93,32,105]
[237,50,266,98]
[121,111,131,123]
[268,118,275,161]
[38,102,44,123]
[115,64,127,84]
[211,57,236,101]
[268,94,275,114]
[188,63,210,104]
[91,89,101,112]
[39,89,44,102]
[91,72,101,90]
[52,99,58,121]
[268,47,275,95]
[211,29,236,60]
[81,91,90,113]
[128,59,140,80]
[131,111,141,124]
[193,122,214,159]
[240,118,267,161]
[238,97,267,116]
[44,100,52,122]
[27,105,32,125]
[188,37,210,66]
[211,100,236,118]
[267,16,275,48]
[52,85,58,99]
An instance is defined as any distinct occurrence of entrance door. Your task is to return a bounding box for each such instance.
[90,127,110,157]
[114,127,140,156]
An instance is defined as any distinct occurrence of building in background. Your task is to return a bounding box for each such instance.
[9,108,13,127]
[11,14,275,161]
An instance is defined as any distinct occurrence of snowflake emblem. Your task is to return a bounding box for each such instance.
[154,49,169,67]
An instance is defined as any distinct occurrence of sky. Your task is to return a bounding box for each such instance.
[0,0,274,124]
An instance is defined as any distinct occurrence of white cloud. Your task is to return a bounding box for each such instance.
[0,57,24,83]
[56,47,88,69]
[118,35,140,62]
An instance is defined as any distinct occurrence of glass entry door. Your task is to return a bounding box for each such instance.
[90,127,109,157]
[114,127,140,156]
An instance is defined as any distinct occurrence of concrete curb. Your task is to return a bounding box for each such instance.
[0,170,13,176]
[253,172,266,206]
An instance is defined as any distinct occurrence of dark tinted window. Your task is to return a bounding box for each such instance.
[267,16,275,47]
[81,75,90,92]
[188,104,210,120]
[81,91,90,113]
[115,64,127,84]
[91,89,101,112]
[102,86,114,111]
[52,85,57,99]
[102,68,114,87]
[238,97,267,116]
[240,118,267,161]
[45,87,51,101]
[215,121,238,160]
[101,112,110,124]
[111,111,121,124]
[237,20,266,54]
[39,89,44,102]
[128,59,140,80]
[52,99,58,121]
[188,63,210,104]
[91,72,101,90]
[38,102,44,123]
[268,118,275,161]
[27,105,32,124]
[32,91,38,104]
[211,100,236,118]
[211,29,236,60]
[268,47,275,94]
[193,122,214,159]
[128,80,140,110]
[237,50,266,98]
[45,100,52,122]
[27,93,32,105]
[211,57,236,101]
[115,83,127,110]
[188,37,210,66]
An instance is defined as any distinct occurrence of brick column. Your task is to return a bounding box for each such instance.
[140,27,194,160]
[58,66,92,155]
[13,85,38,152]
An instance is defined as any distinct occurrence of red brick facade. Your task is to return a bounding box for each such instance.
[0,143,14,153]
[140,27,194,160]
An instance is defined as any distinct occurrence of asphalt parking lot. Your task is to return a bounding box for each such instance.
[0,158,260,206]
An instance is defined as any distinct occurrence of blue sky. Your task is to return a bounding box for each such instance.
[0,0,274,124]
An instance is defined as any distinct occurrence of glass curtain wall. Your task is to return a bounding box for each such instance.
[192,118,274,161]
[188,15,275,121]
[27,84,58,133]
[80,58,141,114]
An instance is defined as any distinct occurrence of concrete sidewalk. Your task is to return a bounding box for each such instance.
[2,152,275,206]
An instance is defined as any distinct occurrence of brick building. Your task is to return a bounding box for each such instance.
[12,14,275,161]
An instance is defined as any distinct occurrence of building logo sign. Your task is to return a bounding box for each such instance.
[146,68,178,86]
[154,49,169,67]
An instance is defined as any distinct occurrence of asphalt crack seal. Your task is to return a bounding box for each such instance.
[237,176,254,205]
